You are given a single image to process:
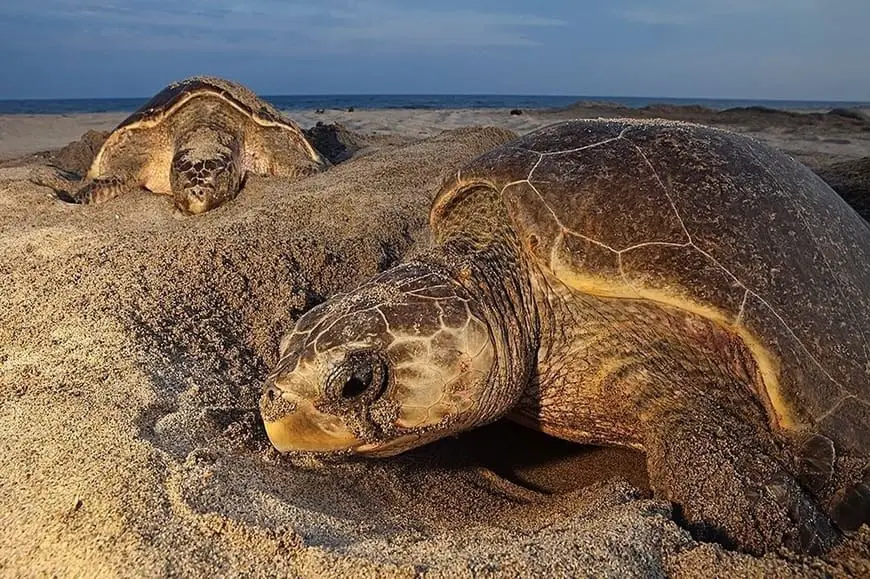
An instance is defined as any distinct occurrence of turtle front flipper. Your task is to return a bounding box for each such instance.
[29,166,80,202]
[68,176,135,205]
[30,167,134,205]
[634,363,840,555]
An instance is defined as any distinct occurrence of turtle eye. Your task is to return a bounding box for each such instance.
[331,353,388,401]
[342,364,373,399]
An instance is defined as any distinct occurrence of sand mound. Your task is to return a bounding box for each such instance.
[0,126,867,577]
[49,129,111,175]
[816,157,870,220]
[304,122,372,164]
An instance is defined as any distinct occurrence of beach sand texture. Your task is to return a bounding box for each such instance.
[1,108,870,576]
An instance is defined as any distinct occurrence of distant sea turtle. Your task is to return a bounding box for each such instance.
[36,76,327,214]
[259,119,870,554]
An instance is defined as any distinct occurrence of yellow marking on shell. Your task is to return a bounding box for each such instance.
[552,262,794,430]
[429,177,498,233]
[733,329,789,427]
[88,91,324,179]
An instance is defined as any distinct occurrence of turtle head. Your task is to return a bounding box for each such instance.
[170,128,243,215]
[260,263,506,457]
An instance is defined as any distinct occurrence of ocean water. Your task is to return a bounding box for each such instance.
[0,94,868,115]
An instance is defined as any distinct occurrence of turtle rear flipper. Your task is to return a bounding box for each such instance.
[635,364,840,555]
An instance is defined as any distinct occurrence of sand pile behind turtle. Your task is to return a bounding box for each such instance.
[816,156,870,218]
[0,125,868,577]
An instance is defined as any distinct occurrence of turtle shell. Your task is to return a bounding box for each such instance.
[86,76,324,181]
[431,119,870,453]
[117,75,292,131]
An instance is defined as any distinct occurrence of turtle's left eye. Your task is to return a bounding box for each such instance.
[330,353,388,401]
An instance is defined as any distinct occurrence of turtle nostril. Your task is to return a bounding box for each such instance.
[265,385,280,403]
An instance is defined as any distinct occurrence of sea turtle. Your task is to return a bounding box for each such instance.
[35,76,327,214]
[259,119,870,555]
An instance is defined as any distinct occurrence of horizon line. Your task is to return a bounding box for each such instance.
[1,93,869,105]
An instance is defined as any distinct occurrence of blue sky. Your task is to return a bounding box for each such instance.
[1,0,867,100]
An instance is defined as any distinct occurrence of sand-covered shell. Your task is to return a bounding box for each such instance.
[87,75,325,181]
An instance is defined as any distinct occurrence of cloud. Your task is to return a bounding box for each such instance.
[6,0,566,52]
[615,0,819,25]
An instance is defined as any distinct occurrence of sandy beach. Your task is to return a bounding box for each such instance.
[2,106,870,577]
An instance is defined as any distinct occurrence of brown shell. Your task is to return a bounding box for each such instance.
[432,119,870,453]
[117,76,292,131]
[86,76,324,181]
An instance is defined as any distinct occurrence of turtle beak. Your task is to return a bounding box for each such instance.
[260,384,361,453]
[177,186,215,215]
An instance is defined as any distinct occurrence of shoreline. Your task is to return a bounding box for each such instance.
[2,94,869,116]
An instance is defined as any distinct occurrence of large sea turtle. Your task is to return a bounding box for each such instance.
[259,119,870,554]
[36,76,327,214]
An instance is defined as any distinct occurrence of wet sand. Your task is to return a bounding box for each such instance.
[1,106,869,576]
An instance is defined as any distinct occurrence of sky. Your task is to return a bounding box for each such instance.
[0,0,868,100]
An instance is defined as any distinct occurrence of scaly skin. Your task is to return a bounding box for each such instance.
[30,169,134,205]
[517,273,838,554]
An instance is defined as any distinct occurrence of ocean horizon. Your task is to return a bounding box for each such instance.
[1,94,868,116]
